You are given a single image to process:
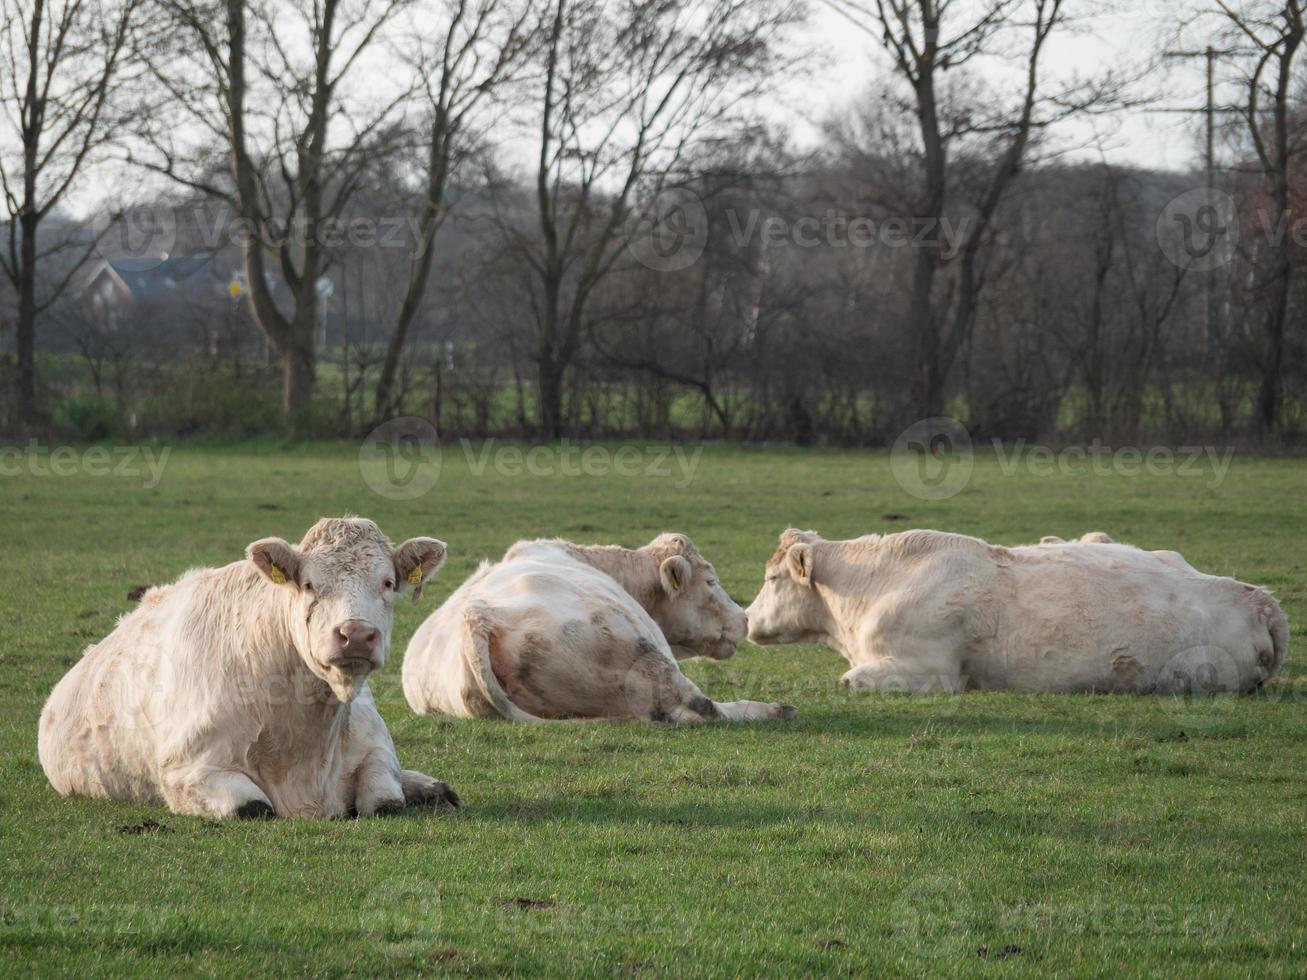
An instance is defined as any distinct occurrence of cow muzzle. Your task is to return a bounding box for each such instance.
[745,617,776,645]
[729,612,749,643]
[328,620,381,669]
[706,637,740,660]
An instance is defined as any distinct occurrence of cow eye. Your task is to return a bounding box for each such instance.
[383,578,394,591]
[303,581,314,592]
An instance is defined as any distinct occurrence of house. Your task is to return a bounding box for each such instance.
[80,255,235,334]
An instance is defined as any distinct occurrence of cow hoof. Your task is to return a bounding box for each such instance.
[406,781,461,812]
[776,703,797,720]
[234,799,275,820]
[371,798,407,818]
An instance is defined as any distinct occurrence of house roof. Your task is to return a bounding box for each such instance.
[100,256,225,305]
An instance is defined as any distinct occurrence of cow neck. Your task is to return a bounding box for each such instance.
[239,569,347,731]
[567,544,661,613]
[808,541,867,658]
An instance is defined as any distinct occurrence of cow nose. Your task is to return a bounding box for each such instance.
[335,621,379,657]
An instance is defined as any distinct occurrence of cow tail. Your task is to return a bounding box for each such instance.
[461,603,543,723]
[1247,587,1289,678]
[1266,594,1289,676]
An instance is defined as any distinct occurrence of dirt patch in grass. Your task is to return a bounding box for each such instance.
[115,820,173,835]
[500,898,555,911]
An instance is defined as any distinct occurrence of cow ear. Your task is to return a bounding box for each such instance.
[248,537,302,588]
[393,537,447,602]
[659,555,692,596]
[787,543,813,587]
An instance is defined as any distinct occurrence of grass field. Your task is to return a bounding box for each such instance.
[2,441,1305,976]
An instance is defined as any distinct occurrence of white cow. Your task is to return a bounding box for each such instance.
[1038,531,1202,574]
[1039,532,1117,545]
[746,528,1288,695]
[403,534,795,724]
[39,517,459,819]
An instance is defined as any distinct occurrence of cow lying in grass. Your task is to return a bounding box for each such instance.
[1038,531,1203,574]
[746,528,1288,695]
[1039,531,1116,545]
[402,534,795,724]
[39,518,459,819]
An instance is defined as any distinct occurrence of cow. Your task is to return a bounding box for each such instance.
[402,533,796,724]
[746,528,1288,695]
[39,517,460,819]
[1039,532,1116,545]
[1038,531,1201,573]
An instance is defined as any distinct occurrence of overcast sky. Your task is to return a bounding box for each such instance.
[51,1,1233,221]
[782,2,1222,174]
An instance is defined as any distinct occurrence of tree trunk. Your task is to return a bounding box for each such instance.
[911,251,943,419]
[1256,260,1290,436]
[16,211,37,425]
[1249,5,1302,437]
[374,324,406,421]
[375,125,448,424]
[374,223,433,421]
[537,347,563,440]
[281,342,315,418]
[281,297,317,419]
[909,38,946,421]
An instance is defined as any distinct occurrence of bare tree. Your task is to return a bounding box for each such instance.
[371,0,535,423]
[494,0,801,438]
[1213,0,1304,435]
[591,161,813,441]
[827,0,1115,419]
[139,0,415,420]
[0,0,139,425]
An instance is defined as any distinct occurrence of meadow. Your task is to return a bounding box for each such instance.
[1,440,1304,976]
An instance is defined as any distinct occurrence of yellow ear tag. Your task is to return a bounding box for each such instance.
[407,565,423,585]
[269,565,288,585]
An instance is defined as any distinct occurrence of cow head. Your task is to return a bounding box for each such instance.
[247,517,446,701]
[746,529,825,645]
[643,533,748,660]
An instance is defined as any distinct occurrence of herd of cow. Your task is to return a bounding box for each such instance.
[38,517,1288,820]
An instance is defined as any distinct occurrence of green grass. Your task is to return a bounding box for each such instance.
[2,442,1305,976]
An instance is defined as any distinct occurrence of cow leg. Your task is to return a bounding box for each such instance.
[400,769,461,811]
[353,756,407,817]
[659,693,793,725]
[840,657,963,694]
[630,659,794,725]
[344,687,408,816]
[346,686,461,815]
[161,766,275,819]
[710,699,797,722]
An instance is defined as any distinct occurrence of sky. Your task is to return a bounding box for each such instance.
[42,1,1229,222]
[780,2,1221,174]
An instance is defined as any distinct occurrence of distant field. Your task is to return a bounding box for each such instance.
[2,442,1305,975]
